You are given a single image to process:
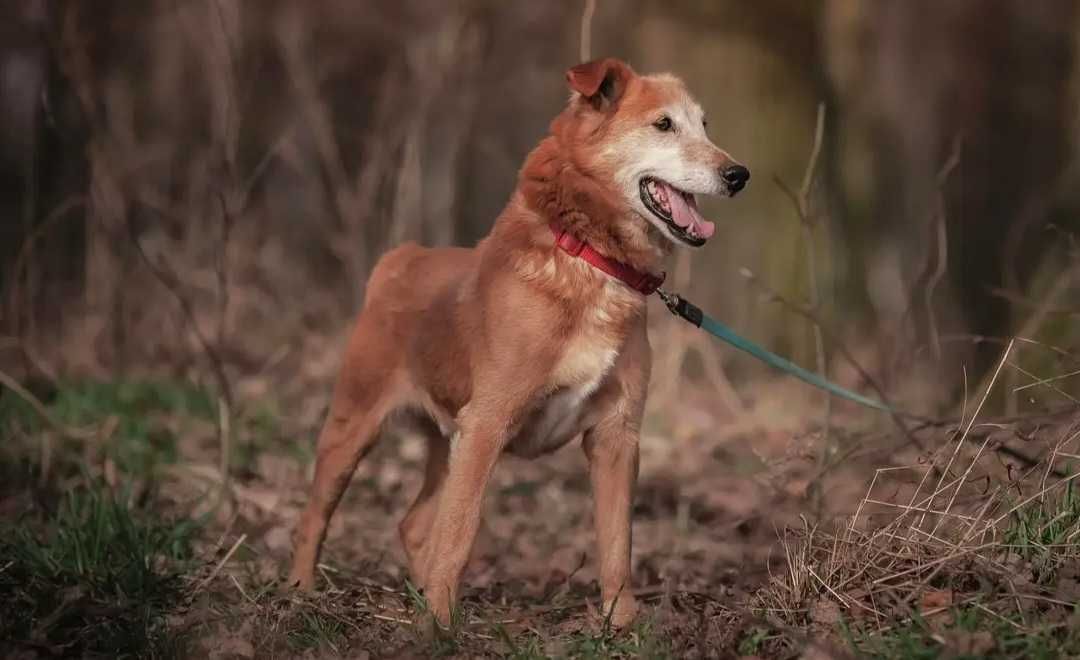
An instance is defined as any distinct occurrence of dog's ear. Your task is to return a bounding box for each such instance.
[566,58,633,110]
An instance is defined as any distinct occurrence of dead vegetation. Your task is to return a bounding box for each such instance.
[752,372,1080,657]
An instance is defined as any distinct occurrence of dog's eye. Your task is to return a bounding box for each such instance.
[654,116,673,132]
[702,118,708,129]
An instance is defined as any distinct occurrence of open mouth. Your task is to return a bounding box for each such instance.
[638,178,716,247]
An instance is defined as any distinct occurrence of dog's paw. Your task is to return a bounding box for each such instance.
[412,602,460,646]
[284,566,315,592]
[412,611,444,642]
[600,595,640,629]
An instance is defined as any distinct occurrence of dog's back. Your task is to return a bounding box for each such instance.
[362,242,476,318]
[330,241,490,434]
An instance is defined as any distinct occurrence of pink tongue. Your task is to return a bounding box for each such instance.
[663,184,715,239]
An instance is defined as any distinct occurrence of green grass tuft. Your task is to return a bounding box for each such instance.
[1002,476,1080,581]
[561,620,672,660]
[0,481,198,658]
[286,608,346,654]
[736,625,771,656]
[494,624,548,659]
[847,604,1080,659]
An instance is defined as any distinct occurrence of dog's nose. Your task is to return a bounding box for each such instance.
[722,165,750,194]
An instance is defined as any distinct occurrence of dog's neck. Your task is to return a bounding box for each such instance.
[518,137,667,276]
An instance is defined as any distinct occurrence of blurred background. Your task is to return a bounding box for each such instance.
[2,0,1079,426]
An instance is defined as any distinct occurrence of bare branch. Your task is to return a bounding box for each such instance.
[580,0,597,63]
[123,202,234,500]
[124,214,232,407]
[924,136,963,362]
[799,102,826,205]
[738,267,930,455]
[774,103,833,507]
[0,368,97,441]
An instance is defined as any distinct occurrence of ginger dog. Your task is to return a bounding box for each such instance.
[288,57,749,628]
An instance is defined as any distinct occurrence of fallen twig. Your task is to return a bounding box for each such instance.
[195,533,247,592]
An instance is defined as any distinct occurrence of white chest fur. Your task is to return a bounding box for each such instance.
[507,380,603,458]
[507,279,639,457]
[509,321,617,458]
[550,279,636,387]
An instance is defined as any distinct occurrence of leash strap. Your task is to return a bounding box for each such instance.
[656,288,893,412]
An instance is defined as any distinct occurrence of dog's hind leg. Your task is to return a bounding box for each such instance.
[288,369,398,591]
[399,429,449,590]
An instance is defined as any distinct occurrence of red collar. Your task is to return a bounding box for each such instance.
[549,223,665,295]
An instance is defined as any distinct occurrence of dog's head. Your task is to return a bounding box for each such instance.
[553,58,749,248]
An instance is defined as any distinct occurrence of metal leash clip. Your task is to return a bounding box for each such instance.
[656,287,680,315]
[655,287,703,327]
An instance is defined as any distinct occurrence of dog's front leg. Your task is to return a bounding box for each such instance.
[422,398,522,627]
[583,415,641,628]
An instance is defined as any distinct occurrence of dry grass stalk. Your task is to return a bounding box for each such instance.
[751,348,1080,650]
[195,533,248,592]
[926,340,1014,534]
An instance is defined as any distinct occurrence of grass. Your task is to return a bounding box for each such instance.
[0,379,216,477]
[495,625,549,659]
[0,379,217,429]
[560,620,672,659]
[0,479,199,658]
[1002,476,1080,581]
[286,608,347,654]
[492,618,673,659]
[736,625,772,656]
[846,603,1080,659]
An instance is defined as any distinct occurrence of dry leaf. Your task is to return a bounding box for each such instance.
[918,588,953,612]
[943,630,995,657]
[809,597,842,625]
[918,588,955,629]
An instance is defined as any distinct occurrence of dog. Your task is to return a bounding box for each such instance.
[288,57,749,628]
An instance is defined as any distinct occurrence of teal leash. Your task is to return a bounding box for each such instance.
[656,288,894,413]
